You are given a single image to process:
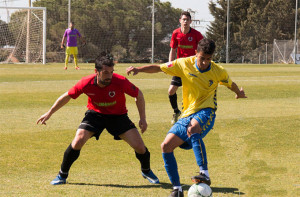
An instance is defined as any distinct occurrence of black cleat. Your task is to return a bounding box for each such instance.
[169,188,184,197]
[191,172,211,186]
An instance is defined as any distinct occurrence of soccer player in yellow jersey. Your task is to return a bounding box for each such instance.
[126,38,247,197]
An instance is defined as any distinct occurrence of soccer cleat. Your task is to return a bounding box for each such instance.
[141,170,159,184]
[50,175,67,185]
[171,111,181,125]
[191,172,211,186]
[64,66,67,70]
[75,66,80,70]
[169,188,184,197]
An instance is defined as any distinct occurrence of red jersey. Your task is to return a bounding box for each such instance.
[170,27,203,58]
[68,73,139,115]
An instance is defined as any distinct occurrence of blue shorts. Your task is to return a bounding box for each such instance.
[168,108,216,150]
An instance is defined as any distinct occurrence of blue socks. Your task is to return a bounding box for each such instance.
[162,152,181,186]
[190,133,208,170]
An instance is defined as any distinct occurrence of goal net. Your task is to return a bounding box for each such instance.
[0,7,46,64]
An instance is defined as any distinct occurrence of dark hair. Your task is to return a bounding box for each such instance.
[197,38,216,55]
[95,50,114,71]
[181,11,191,20]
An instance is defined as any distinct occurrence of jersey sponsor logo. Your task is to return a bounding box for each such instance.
[209,80,214,87]
[109,91,116,97]
[178,44,193,49]
[188,73,198,77]
[188,37,193,41]
[93,100,117,107]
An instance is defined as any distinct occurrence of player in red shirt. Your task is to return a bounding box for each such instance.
[168,11,203,125]
[37,52,159,185]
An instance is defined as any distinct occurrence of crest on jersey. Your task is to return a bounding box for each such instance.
[109,91,116,97]
[188,37,193,41]
[209,80,214,87]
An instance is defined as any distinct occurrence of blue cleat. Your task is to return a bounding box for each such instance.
[141,170,159,184]
[50,175,67,185]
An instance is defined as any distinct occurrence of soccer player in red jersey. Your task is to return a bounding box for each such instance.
[168,11,203,124]
[37,52,159,185]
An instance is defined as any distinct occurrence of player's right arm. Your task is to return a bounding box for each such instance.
[126,65,162,76]
[169,48,176,61]
[61,36,66,48]
[37,92,71,125]
[61,30,67,48]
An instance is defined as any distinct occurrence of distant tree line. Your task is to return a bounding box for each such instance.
[207,0,298,62]
[33,0,182,62]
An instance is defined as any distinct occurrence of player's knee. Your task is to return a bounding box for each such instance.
[134,144,146,154]
[187,125,201,137]
[72,130,89,149]
[168,87,177,95]
[161,141,173,153]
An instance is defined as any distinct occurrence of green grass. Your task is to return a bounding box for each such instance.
[0,63,299,196]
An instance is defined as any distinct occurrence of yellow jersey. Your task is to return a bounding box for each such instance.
[160,56,232,118]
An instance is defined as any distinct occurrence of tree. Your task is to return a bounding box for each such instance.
[207,0,297,62]
[33,0,181,62]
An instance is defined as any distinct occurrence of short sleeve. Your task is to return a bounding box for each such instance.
[170,31,178,49]
[160,59,183,77]
[219,69,233,88]
[122,78,139,98]
[63,30,67,37]
[197,31,204,43]
[76,29,81,37]
[68,79,84,99]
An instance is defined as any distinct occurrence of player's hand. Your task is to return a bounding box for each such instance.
[126,66,139,76]
[61,44,65,49]
[236,87,247,99]
[139,118,148,133]
[36,112,52,125]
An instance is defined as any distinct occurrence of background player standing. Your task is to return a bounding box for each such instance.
[168,11,203,124]
[127,38,247,197]
[37,52,159,185]
[61,21,85,70]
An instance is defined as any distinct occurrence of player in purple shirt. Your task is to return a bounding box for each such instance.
[61,22,85,70]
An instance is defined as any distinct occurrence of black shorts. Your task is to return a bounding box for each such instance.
[170,76,182,87]
[78,110,136,140]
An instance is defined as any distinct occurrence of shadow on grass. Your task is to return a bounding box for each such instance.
[69,182,245,195]
[211,187,245,195]
[68,181,173,189]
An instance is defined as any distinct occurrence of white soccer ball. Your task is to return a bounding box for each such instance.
[188,183,213,197]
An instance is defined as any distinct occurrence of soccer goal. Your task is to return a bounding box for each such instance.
[0,6,46,64]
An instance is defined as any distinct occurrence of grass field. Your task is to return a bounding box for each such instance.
[0,63,299,197]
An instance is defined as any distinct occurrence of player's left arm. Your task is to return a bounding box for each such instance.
[228,82,247,99]
[77,30,86,45]
[135,89,147,133]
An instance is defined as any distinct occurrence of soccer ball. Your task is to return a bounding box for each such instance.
[188,183,213,197]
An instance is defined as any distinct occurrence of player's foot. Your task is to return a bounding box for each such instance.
[191,172,211,186]
[171,111,181,125]
[141,170,159,184]
[50,175,67,185]
[169,188,184,197]
[64,66,67,70]
[75,66,80,70]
